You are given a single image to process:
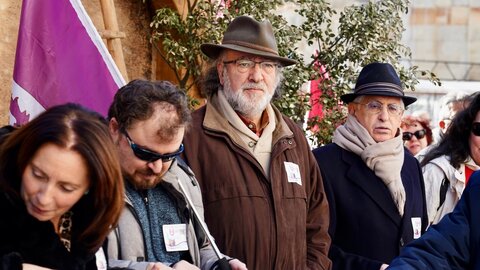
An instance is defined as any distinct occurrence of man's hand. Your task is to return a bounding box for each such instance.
[380,264,389,270]
[229,259,247,270]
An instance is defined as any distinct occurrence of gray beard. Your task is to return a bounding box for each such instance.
[222,72,273,119]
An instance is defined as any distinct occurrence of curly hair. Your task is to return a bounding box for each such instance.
[421,92,480,168]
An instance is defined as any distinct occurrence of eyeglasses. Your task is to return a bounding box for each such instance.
[403,129,427,141]
[123,130,184,163]
[223,59,281,74]
[354,100,404,117]
[472,122,480,136]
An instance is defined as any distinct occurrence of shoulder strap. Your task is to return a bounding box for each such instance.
[175,157,198,187]
[438,177,449,211]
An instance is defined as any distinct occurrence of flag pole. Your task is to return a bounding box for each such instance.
[98,0,129,81]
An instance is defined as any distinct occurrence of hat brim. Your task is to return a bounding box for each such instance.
[340,91,417,106]
[201,43,297,67]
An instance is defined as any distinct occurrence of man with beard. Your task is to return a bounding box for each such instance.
[182,16,332,270]
[105,79,247,270]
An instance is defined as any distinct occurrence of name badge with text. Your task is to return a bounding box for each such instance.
[284,162,302,185]
[162,224,189,252]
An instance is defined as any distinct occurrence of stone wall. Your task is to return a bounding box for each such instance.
[0,0,151,125]
[408,1,480,80]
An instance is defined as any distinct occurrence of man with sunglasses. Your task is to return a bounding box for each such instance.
[105,79,246,270]
[182,16,331,270]
[312,62,428,270]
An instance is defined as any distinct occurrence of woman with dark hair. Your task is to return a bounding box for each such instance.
[0,103,124,269]
[401,115,433,156]
[420,92,480,225]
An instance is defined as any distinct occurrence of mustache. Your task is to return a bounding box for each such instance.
[241,82,267,91]
[139,168,157,176]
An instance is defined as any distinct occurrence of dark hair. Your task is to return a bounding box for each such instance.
[108,79,191,139]
[421,93,480,168]
[0,125,16,144]
[0,103,124,253]
[199,62,221,97]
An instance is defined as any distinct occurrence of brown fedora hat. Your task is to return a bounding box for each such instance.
[201,16,297,67]
[340,62,417,106]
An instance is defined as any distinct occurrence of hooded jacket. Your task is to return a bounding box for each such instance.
[106,159,219,270]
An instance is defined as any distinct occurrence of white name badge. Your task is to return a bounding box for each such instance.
[163,224,189,252]
[411,217,422,239]
[284,162,302,185]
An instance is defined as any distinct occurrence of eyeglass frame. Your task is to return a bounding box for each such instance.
[402,129,427,141]
[122,129,184,163]
[223,58,282,74]
[353,100,405,117]
[472,122,480,136]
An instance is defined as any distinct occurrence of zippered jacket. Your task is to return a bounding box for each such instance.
[106,159,219,270]
[183,103,332,270]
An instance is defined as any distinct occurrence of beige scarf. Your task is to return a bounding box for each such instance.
[333,115,406,216]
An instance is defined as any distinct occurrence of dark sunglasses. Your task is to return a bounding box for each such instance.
[123,130,184,162]
[472,122,480,136]
[402,129,427,141]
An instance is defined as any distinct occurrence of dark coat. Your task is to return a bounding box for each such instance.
[0,192,97,270]
[387,171,480,270]
[313,143,428,270]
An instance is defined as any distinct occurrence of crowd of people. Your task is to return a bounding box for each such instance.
[0,15,479,270]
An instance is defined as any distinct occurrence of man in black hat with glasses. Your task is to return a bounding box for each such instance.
[182,16,331,270]
[313,62,428,270]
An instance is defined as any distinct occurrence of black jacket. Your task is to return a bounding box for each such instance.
[313,143,428,270]
[0,192,96,270]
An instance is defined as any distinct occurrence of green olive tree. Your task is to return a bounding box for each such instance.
[149,0,439,145]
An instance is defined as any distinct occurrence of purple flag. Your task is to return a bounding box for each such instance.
[10,0,125,126]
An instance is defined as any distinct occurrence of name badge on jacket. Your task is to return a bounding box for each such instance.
[411,217,422,239]
[284,162,302,185]
[163,224,189,252]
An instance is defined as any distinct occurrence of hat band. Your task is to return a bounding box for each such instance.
[223,40,279,55]
[355,82,404,96]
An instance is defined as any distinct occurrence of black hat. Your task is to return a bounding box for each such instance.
[200,16,297,67]
[340,62,417,106]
